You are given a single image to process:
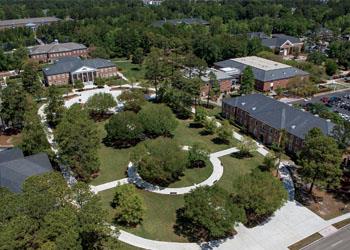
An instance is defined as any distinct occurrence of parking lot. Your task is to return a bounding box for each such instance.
[293,90,350,122]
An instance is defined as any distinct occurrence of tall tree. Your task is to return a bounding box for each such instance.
[298,128,342,193]
[112,185,145,226]
[133,138,187,186]
[11,46,28,71]
[21,61,42,96]
[144,48,170,99]
[0,82,27,129]
[45,86,65,128]
[179,186,245,240]
[55,104,100,181]
[117,89,146,113]
[85,93,116,118]
[232,170,287,226]
[239,66,255,95]
[105,111,144,148]
[20,96,52,157]
[138,103,178,137]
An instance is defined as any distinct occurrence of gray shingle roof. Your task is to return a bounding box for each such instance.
[29,42,86,55]
[0,148,24,164]
[43,57,115,76]
[0,149,53,192]
[248,32,302,48]
[223,94,334,139]
[152,18,209,27]
[214,56,309,82]
[0,17,60,28]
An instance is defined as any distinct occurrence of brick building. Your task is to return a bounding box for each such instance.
[43,57,118,86]
[184,67,240,97]
[0,17,61,30]
[214,56,309,92]
[29,42,88,63]
[222,94,334,152]
[248,32,304,56]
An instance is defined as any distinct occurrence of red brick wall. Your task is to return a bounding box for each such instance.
[30,48,88,63]
[201,79,232,96]
[45,73,70,85]
[222,103,303,152]
[96,66,118,78]
[255,75,309,92]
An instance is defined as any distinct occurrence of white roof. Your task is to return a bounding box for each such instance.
[231,56,291,71]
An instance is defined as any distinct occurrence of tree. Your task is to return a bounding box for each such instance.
[298,128,342,194]
[325,59,337,76]
[21,61,42,96]
[237,137,257,157]
[11,46,28,71]
[0,172,118,249]
[239,66,255,95]
[105,111,144,147]
[20,98,52,157]
[179,186,245,241]
[307,51,326,65]
[232,170,287,226]
[132,47,144,64]
[0,82,27,129]
[45,86,65,128]
[94,77,106,88]
[203,117,217,135]
[117,89,146,113]
[134,138,187,186]
[194,106,208,126]
[138,103,178,137]
[73,80,84,90]
[216,120,232,144]
[112,185,145,226]
[188,143,209,168]
[85,93,116,118]
[55,104,100,181]
[207,71,219,107]
[144,48,170,99]
[333,122,350,149]
[260,153,277,172]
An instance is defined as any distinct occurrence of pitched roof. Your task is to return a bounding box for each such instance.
[223,94,334,139]
[0,149,53,192]
[0,148,24,164]
[214,56,309,82]
[152,18,209,27]
[43,57,115,76]
[29,42,86,55]
[248,32,302,48]
[0,17,60,27]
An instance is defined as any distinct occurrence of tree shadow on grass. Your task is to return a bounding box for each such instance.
[211,137,229,145]
[189,122,203,129]
[230,151,253,159]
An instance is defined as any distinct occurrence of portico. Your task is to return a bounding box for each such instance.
[71,66,97,85]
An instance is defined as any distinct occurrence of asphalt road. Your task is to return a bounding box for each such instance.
[302,225,350,250]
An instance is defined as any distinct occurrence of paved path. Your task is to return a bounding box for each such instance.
[127,147,239,195]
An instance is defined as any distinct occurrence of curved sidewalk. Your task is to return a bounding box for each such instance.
[127,147,239,195]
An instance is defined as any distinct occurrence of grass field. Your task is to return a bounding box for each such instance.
[99,188,187,242]
[217,153,264,193]
[173,119,238,153]
[168,162,213,188]
[92,117,238,185]
[111,58,145,82]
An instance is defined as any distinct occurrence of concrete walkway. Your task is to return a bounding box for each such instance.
[127,147,239,195]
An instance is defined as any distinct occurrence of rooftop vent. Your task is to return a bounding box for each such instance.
[326,119,331,122]
[241,102,246,106]
[252,107,256,111]
[314,114,319,117]
[288,103,292,106]
[291,125,296,129]
[301,108,305,112]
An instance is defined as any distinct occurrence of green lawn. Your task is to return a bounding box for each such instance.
[168,163,213,188]
[217,153,264,193]
[92,118,238,185]
[99,188,187,242]
[111,58,145,82]
[173,119,238,153]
